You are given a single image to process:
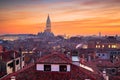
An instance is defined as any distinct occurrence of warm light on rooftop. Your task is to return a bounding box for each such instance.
[80,64,94,72]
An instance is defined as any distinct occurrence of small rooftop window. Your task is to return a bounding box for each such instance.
[59,65,67,72]
[72,56,79,61]
[44,65,51,71]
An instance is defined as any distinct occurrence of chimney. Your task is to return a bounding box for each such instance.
[13,52,16,59]
[88,54,91,61]
[12,51,16,72]
[19,48,22,56]
[103,69,109,80]
[31,58,35,63]
[0,47,6,60]
[11,76,16,80]
[19,48,23,69]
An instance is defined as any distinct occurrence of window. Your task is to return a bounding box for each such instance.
[111,45,116,48]
[111,69,116,74]
[108,45,111,48]
[8,62,13,68]
[59,65,67,72]
[44,65,51,71]
[96,45,100,48]
[102,54,105,56]
[96,45,98,48]
[16,60,19,65]
[118,52,120,54]
[98,54,100,56]
[102,45,104,48]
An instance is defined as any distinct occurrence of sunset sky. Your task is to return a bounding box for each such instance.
[1,0,120,36]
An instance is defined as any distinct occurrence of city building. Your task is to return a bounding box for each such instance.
[87,36,120,50]
[109,50,120,63]
[96,52,110,60]
[1,53,103,80]
[0,34,36,41]
[0,50,24,77]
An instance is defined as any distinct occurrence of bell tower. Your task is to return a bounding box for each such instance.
[44,14,51,32]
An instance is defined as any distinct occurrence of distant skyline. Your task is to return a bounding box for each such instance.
[0,0,120,36]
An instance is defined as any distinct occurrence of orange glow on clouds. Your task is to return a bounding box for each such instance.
[0,0,120,36]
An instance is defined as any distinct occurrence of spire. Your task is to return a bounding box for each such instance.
[44,14,51,32]
[47,14,51,24]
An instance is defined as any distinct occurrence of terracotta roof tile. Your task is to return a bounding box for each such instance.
[37,53,72,64]
[1,53,103,80]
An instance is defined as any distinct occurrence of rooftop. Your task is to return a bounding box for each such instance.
[1,53,103,80]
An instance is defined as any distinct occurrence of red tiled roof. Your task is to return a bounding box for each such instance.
[1,64,102,80]
[1,53,103,80]
[37,53,72,64]
[93,59,115,68]
[0,63,35,80]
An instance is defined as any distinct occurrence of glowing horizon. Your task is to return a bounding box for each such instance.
[0,0,120,36]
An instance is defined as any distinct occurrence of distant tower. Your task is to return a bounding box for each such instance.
[44,14,51,32]
[99,32,101,37]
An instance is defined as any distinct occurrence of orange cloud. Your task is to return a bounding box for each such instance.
[0,0,120,36]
